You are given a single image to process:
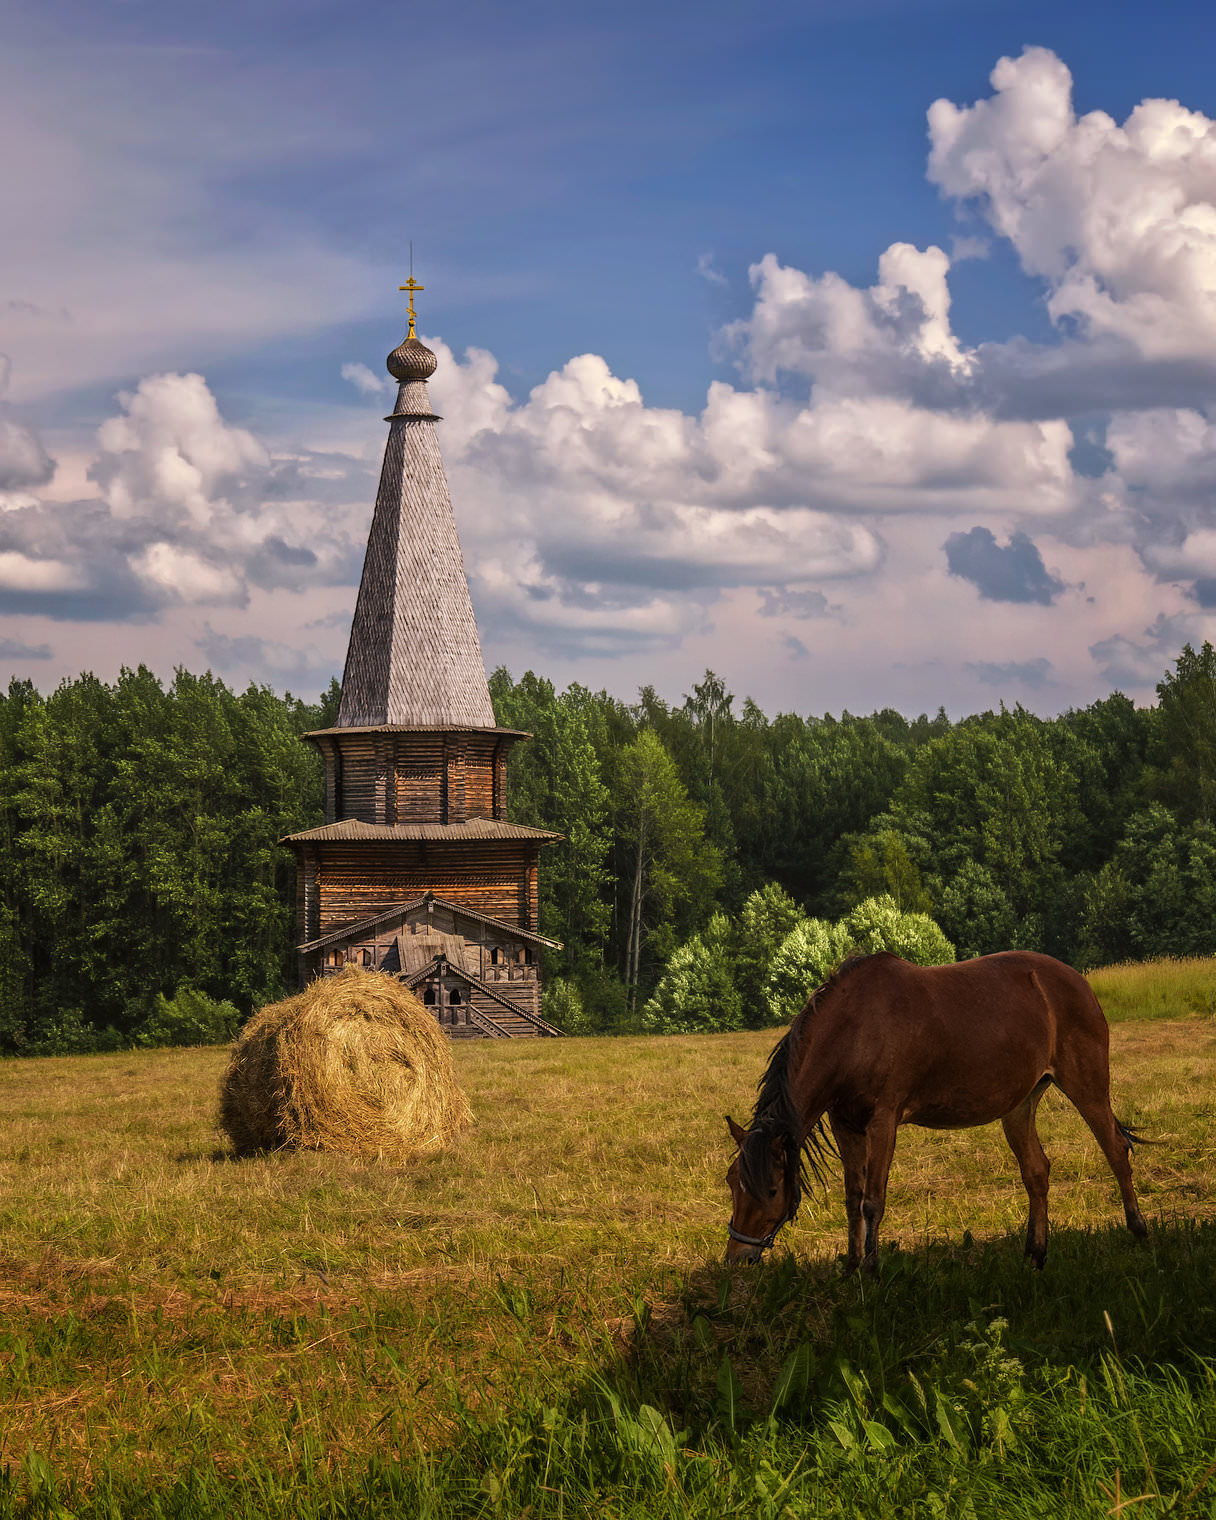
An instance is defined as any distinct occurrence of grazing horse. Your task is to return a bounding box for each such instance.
[725,951,1150,1271]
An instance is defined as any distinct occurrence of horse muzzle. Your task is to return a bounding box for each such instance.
[725,1221,778,1263]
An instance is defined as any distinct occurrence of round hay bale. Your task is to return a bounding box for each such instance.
[218,966,472,1161]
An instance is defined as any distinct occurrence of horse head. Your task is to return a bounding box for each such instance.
[724,1115,798,1262]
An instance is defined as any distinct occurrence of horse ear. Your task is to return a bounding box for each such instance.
[768,1132,786,1161]
[726,1115,747,1146]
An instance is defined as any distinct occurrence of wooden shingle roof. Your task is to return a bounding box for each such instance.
[281,819,562,845]
[303,723,530,741]
[295,892,563,954]
[336,364,496,730]
[396,931,470,976]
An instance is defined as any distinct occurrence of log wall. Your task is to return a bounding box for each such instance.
[312,732,511,826]
[314,842,541,933]
[292,727,541,1023]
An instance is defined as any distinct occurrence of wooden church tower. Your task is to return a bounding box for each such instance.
[283,281,561,1038]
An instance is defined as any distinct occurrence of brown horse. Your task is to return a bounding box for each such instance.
[725,951,1150,1271]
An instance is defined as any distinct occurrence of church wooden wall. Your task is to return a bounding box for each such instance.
[298,919,544,1029]
[310,842,540,933]
[312,732,511,826]
[312,899,541,982]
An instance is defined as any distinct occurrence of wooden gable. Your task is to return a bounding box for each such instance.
[298,892,560,1039]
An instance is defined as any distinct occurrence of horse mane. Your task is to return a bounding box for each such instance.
[739,953,879,1213]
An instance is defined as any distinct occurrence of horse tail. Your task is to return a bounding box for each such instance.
[1116,1118,1160,1154]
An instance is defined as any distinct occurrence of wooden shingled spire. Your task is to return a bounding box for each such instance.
[337,286,495,729]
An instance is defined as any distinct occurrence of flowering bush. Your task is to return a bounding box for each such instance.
[641,913,743,1034]
[763,918,854,1024]
[843,894,956,967]
[764,896,954,1023]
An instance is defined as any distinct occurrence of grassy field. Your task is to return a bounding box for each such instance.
[1087,956,1216,1024]
[1,960,1215,1516]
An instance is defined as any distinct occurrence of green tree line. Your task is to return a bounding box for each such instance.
[490,646,1216,1030]
[0,668,338,1051]
[2,643,1215,1049]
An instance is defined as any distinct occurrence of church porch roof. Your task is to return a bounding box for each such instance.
[296,892,563,954]
[281,818,562,846]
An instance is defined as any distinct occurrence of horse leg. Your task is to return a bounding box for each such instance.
[829,1112,868,1274]
[1052,1064,1149,1242]
[1001,1083,1051,1269]
[860,1110,899,1275]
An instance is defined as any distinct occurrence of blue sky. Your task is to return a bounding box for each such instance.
[4,0,1216,716]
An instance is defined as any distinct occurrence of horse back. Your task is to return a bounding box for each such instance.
[842,950,1105,1036]
[807,951,1109,1122]
[937,950,1109,1045]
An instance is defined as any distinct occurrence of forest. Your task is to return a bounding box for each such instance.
[1,643,1214,1052]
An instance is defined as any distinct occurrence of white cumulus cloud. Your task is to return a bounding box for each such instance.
[0,418,55,492]
[92,373,268,528]
[0,551,86,592]
[341,362,391,397]
[132,543,246,606]
[929,46,1216,359]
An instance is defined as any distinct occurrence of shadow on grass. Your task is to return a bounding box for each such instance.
[604,1215,1216,1432]
[446,1218,1216,1519]
[371,1217,1216,1518]
[7,1221,1216,1519]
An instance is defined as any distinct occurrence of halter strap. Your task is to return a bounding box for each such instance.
[726,1220,781,1250]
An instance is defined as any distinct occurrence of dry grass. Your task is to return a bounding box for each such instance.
[0,983,1213,1495]
[219,967,471,1160]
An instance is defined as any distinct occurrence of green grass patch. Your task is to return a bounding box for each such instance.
[1088,956,1216,1023]
[0,1015,1214,1516]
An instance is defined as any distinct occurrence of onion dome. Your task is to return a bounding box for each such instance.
[386,335,438,382]
[386,274,437,382]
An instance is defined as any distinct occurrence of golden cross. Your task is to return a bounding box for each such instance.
[398,276,424,339]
